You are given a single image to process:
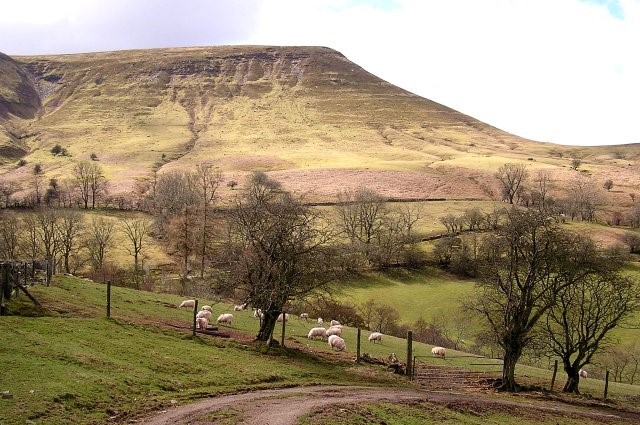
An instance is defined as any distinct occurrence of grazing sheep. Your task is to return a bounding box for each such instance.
[326,325,342,337]
[233,303,247,311]
[196,309,212,321]
[579,369,588,379]
[178,299,196,308]
[196,317,208,330]
[307,327,327,340]
[328,335,346,351]
[368,332,383,343]
[217,313,234,325]
[253,308,263,319]
[317,317,324,325]
[277,313,289,322]
[300,313,309,320]
[431,346,446,359]
[330,320,340,326]
[201,305,212,311]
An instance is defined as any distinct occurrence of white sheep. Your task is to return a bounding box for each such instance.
[201,305,212,311]
[196,317,209,330]
[317,317,323,325]
[328,335,346,351]
[253,308,263,319]
[307,327,327,340]
[300,313,309,320]
[368,332,383,343]
[277,313,289,322]
[217,313,234,325]
[196,309,212,321]
[326,325,342,337]
[579,369,588,379]
[330,319,340,326]
[178,299,195,308]
[431,346,446,359]
[233,303,247,311]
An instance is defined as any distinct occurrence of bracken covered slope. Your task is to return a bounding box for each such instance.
[0,46,638,202]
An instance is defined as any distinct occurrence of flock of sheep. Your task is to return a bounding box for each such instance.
[178,299,451,360]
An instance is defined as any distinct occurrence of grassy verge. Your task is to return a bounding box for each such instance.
[297,400,620,425]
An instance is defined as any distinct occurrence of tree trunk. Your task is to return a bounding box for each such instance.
[563,364,581,393]
[501,342,522,391]
[256,309,279,342]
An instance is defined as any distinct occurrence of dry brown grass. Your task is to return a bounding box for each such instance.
[0,45,637,206]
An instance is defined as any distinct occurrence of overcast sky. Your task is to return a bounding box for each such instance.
[1,0,638,146]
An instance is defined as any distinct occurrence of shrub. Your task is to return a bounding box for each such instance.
[17,159,27,167]
[90,153,98,161]
[51,144,63,155]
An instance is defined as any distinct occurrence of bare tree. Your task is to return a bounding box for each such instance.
[471,208,608,391]
[120,217,151,275]
[495,163,528,204]
[542,255,640,393]
[336,188,385,261]
[86,217,116,274]
[0,181,20,208]
[224,172,337,342]
[56,210,84,274]
[73,161,106,209]
[0,212,21,259]
[35,208,60,277]
[194,163,222,278]
[152,171,199,233]
[20,213,41,260]
[565,175,603,222]
[32,164,44,206]
[532,170,552,211]
[166,206,198,288]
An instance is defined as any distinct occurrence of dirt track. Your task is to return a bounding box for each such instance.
[139,385,639,425]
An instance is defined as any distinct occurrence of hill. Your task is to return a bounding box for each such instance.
[0,45,638,205]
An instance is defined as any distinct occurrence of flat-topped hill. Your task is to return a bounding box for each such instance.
[0,46,638,204]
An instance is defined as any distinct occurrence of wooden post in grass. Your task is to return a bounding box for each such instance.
[192,299,199,337]
[550,359,558,391]
[406,330,413,378]
[0,265,6,316]
[604,369,610,400]
[356,328,361,362]
[106,280,111,318]
[23,262,27,287]
[280,311,286,348]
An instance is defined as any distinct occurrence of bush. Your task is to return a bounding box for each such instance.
[17,159,27,167]
[51,144,63,155]
[90,153,98,161]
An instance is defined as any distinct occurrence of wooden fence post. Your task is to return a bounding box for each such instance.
[550,359,558,391]
[406,330,413,378]
[281,311,286,348]
[192,299,199,337]
[0,266,6,316]
[106,280,111,318]
[604,369,610,400]
[356,328,361,362]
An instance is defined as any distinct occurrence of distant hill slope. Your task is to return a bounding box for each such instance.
[0,46,638,203]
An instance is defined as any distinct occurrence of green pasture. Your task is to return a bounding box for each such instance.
[337,268,476,324]
[2,274,639,424]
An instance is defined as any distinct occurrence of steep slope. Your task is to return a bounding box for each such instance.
[0,52,40,161]
[0,46,638,203]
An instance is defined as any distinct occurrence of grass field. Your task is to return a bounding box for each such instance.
[2,275,639,424]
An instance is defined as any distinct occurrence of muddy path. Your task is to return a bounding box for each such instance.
[139,385,640,425]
